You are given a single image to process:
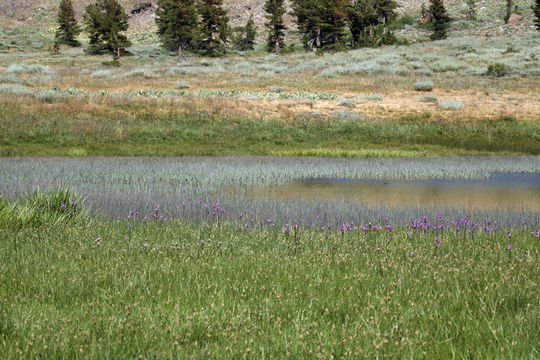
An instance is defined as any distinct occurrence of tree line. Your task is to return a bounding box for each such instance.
[54,0,540,62]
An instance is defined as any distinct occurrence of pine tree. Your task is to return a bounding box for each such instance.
[55,0,81,47]
[233,15,257,51]
[348,0,378,47]
[155,0,198,61]
[466,0,477,21]
[375,0,398,24]
[84,0,131,59]
[198,0,231,57]
[534,0,540,30]
[504,0,513,23]
[319,0,349,47]
[291,0,323,49]
[264,0,286,54]
[429,0,450,40]
[244,15,258,50]
[292,0,349,50]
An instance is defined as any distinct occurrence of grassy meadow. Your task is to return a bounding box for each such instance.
[1,190,539,359]
[1,0,540,357]
[0,30,539,157]
[1,158,539,357]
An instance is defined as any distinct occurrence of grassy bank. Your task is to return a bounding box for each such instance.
[1,30,539,158]
[0,194,539,358]
[1,100,539,157]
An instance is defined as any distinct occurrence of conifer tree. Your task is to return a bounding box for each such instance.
[291,0,323,49]
[155,0,198,61]
[319,0,349,47]
[264,0,286,54]
[56,0,81,47]
[198,0,231,57]
[84,0,131,59]
[534,0,540,30]
[429,0,450,40]
[375,0,398,24]
[292,0,349,50]
[233,15,257,51]
[505,0,513,23]
[466,0,477,21]
[348,0,378,47]
[244,15,258,50]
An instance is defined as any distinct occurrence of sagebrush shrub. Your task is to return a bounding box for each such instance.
[414,80,434,91]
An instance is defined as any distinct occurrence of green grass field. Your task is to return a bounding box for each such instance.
[1,99,538,157]
[1,1,539,357]
[0,193,539,358]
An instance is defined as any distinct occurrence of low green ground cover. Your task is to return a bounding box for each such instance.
[0,193,539,358]
[1,102,538,157]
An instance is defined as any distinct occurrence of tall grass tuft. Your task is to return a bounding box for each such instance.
[0,189,89,229]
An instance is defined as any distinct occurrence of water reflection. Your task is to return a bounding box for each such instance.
[247,173,540,213]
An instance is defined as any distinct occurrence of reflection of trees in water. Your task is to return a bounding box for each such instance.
[248,180,540,213]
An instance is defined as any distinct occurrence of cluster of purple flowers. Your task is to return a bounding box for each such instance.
[59,200,78,216]
[152,203,164,222]
[127,209,138,219]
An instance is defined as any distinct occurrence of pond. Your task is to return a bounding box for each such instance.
[1,157,538,226]
[246,172,540,213]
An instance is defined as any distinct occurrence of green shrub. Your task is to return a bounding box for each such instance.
[102,60,121,67]
[413,80,434,91]
[0,75,22,84]
[339,100,356,108]
[357,93,384,103]
[440,100,464,110]
[319,68,338,78]
[0,84,33,96]
[174,81,191,89]
[334,111,365,122]
[387,14,416,30]
[6,63,55,75]
[27,75,54,84]
[124,68,160,79]
[91,69,115,79]
[417,95,438,103]
[486,63,508,77]
[269,86,289,93]
[417,68,434,76]
[36,90,59,103]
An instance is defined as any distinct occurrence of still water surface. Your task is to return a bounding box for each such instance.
[246,172,540,213]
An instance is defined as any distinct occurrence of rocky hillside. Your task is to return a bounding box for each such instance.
[0,0,536,38]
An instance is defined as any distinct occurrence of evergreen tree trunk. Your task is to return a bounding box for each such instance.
[466,0,476,21]
[178,44,184,62]
[534,0,540,30]
[264,0,286,54]
[275,35,280,55]
[505,0,513,23]
[429,0,450,40]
